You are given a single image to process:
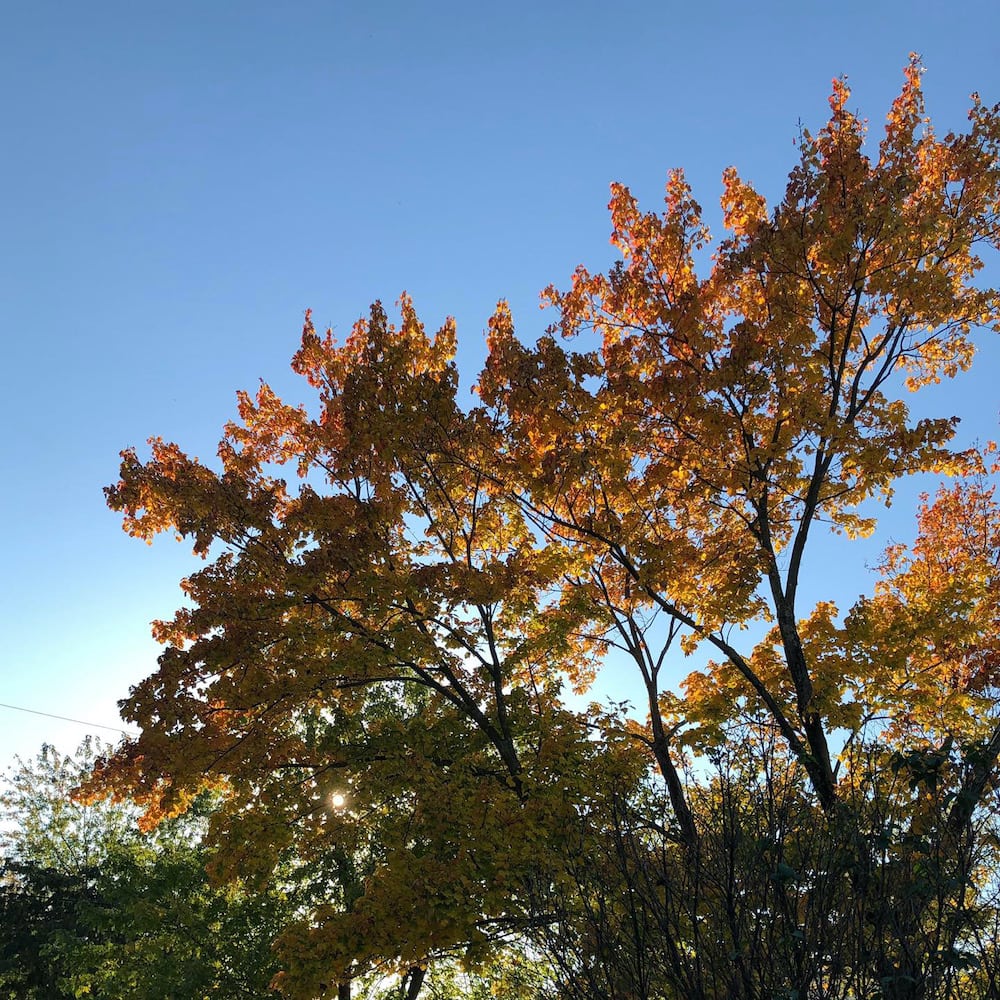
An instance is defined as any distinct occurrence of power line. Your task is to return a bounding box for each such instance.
[0,701,139,738]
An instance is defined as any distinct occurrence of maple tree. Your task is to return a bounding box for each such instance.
[88,60,1000,999]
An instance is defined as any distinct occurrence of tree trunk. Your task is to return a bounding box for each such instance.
[405,965,426,1000]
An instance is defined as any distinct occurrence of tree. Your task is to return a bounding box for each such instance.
[0,860,102,999]
[0,738,136,873]
[0,739,137,999]
[88,60,1000,999]
[0,740,290,998]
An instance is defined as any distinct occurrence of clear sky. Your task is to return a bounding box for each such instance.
[2,1,999,770]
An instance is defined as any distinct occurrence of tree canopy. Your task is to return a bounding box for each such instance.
[0,740,290,998]
[87,60,1000,999]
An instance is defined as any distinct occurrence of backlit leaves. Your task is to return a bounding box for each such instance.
[88,62,1000,996]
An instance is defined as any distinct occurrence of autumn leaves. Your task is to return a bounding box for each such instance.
[90,62,1000,998]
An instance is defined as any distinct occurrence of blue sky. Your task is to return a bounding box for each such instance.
[2,1,999,769]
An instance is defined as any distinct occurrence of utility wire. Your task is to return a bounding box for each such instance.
[0,701,139,738]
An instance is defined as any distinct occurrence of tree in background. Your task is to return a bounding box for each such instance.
[0,739,290,999]
[0,738,133,998]
[86,60,1000,999]
[0,738,135,872]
